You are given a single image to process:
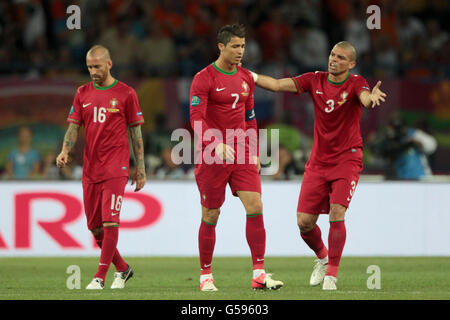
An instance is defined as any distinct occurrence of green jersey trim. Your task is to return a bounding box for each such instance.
[212,62,237,75]
[327,72,350,85]
[93,79,118,90]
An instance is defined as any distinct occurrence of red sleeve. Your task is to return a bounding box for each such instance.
[67,87,83,126]
[244,72,259,156]
[353,75,371,97]
[189,71,211,145]
[291,72,316,95]
[126,88,145,127]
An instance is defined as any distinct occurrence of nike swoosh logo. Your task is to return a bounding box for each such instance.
[216,87,226,91]
[111,212,119,216]
[82,103,91,108]
[256,258,264,262]
[316,90,323,94]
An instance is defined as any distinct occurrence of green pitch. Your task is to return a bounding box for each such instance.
[0,257,448,300]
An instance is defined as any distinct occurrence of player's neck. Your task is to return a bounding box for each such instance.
[94,75,116,88]
[214,58,237,73]
[328,70,350,85]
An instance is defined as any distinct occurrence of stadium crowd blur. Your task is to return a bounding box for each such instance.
[0,0,448,181]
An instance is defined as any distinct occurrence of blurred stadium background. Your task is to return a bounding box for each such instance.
[0,0,449,299]
[1,0,449,181]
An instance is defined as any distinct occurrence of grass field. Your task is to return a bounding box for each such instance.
[0,257,449,300]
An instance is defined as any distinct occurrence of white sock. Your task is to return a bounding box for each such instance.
[200,273,213,283]
[253,269,265,279]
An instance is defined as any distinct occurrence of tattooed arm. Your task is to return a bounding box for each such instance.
[129,124,146,192]
[56,123,80,168]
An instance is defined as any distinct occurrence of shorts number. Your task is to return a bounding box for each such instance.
[93,107,106,123]
[231,93,239,109]
[111,194,123,211]
[325,99,335,113]
[346,181,356,201]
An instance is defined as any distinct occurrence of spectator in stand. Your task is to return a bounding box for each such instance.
[96,14,140,77]
[370,115,437,180]
[289,19,329,71]
[5,126,41,180]
[154,146,186,180]
[426,19,448,55]
[174,17,209,76]
[139,22,177,77]
[257,6,291,62]
[345,2,371,57]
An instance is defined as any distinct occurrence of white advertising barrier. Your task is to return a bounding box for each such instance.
[0,181,449,257]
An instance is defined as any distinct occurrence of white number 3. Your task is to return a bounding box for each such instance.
[325,99,335,113]
[347,181,357,201]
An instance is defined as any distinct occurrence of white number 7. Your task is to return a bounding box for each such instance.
[231,93,239,109]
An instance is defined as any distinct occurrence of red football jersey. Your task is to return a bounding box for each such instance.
[292,71,370,166]
[190,63,257,165]
[67,80,144,183]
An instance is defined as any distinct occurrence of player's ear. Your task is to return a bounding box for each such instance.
[218,42,224,53]
[349,60,356,70]
[107,59,113,70]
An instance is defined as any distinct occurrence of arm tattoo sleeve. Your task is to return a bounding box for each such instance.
[129,125,145,171]
[63,123,80,152]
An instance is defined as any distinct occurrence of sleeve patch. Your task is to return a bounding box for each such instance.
[191,95,201,106]
[245,108,256,121]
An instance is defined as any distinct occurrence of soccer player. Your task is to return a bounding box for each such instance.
[250,41,387,290]
[189,24,283,291]
[56,45,145,290]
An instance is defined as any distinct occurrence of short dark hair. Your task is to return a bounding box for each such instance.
[217,24,246,46]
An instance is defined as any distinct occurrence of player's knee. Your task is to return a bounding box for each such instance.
[297,214,316,233]
[329,204,346,221]
[298,221,315,233]
[246,199,263,215]
[202,208,220,224]
[90,226,103,237]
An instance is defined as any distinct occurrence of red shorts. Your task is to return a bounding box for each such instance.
[195,163,261,208]
[297,153,363,214]
[82,176,128,230]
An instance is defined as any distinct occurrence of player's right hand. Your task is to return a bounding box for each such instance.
[131,168,146,192]
[56,151,69,168]
[215,143,235,163]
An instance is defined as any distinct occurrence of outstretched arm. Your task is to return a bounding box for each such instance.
[56,122,80,168]
[129,124,146,192]
[250,72,298,93]
[359,80,387,109]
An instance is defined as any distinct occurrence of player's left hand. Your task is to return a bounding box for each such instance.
[370,81,387,108]
[131,168,146,192]
[253,156,261,172]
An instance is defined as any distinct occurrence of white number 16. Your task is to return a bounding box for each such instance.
[111,194,123,211]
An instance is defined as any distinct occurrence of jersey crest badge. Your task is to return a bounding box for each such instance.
[338,91,348,106]
[241,81,249,96]
[110,98,119,107]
